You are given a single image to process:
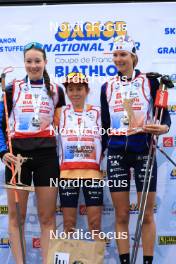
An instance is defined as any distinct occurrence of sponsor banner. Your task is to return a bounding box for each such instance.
[0,206,8,215]
[0,238,10,248]
[158,236,176,245]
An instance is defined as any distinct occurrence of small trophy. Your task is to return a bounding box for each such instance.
[122,98,134,128]
[10,154,28,185]
[5,154,34,191]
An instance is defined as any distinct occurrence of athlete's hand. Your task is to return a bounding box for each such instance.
[143,124,169,135]
[2,153,18,169]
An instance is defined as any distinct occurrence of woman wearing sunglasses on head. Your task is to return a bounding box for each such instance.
[100,35,171,264]
[54,72,103,239]
[0,42,65,264]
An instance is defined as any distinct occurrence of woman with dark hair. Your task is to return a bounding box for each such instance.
[101,35,171,264]
[0,42,65,264]
[54,72,103,239]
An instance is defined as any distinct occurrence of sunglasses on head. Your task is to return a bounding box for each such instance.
[67,72,87,79]
[24,42,43,51]
[65,72,88,85]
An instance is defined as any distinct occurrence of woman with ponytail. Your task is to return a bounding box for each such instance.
[0,42,65,264]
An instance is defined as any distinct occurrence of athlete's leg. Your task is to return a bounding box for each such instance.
[35,187,58,264]
[83,179,103,240]
[59,179,80,234]
[7,189,29,264]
